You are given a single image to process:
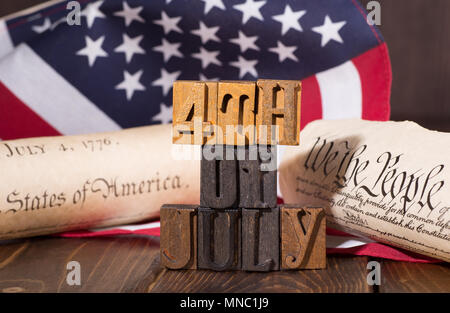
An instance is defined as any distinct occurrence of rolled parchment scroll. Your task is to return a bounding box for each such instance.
[280,119,450,262]
[0,124,200,239]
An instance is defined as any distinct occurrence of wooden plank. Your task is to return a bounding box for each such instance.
[0,0,63,20]
[379,260,450,293]
[0,236,161,292]
[150,256,372,293]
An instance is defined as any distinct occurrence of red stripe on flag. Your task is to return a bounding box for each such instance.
[352,43,392,121]
[300,75,322,130]
[0,81,61,140]
[327,243,440,263]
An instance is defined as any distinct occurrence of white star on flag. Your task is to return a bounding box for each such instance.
[201,0,226,14]
[191,21,220,44]
[152,68,181,96]
[114,2,145,27]
[230,55,258,78]
[233,0,266,24]
[192,47,222,69]
[76,35,108,67]
[272,4,306,35]
[154,11,183,35]
[312,15,347,47]
[115,70,146,101]
[82,0,105,28]
[230,31,259,53]
[152,103,173,124]
[153,38,183,62]
[269,41,298,62]
[114,34,145,63]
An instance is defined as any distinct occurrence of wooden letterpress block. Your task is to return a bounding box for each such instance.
[217,81,256,145]
[242,208,279,271]
[200,145,238,209]
[256,80,301,146]
[160,204,197,269]
[172,81,218,145]
[198,208,241,271]
[237,145,277,208]
[280,205,326,270]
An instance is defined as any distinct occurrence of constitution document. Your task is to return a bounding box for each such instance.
[280,119,449,262]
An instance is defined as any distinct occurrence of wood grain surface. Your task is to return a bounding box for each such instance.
[198,209,241,271]
[242,208,280,272]
[217,81,256,146]
[0,236,448,293]
[151,255,371,293]
[378,259,450,293]
[256,80,301,146]
[0,236,161,293]
[200,146,238,209]
[280,206,326,270]
[160,205,198,270]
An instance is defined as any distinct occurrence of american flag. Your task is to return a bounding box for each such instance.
[0,0,390,140]
[1,0,430,263]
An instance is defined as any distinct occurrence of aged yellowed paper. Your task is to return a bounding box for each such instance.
[0,124,199,239]
[280,119,450,262]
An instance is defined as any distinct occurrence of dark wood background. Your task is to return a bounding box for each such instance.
[360,0,450,132]
[1,0,449,131]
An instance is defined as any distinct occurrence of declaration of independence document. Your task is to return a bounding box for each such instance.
[0,124,199,239]
[280,119,449,262]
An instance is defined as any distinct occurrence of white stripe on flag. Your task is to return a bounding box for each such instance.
[316,61,362,120]
[0,20,14,59]
[0,44,121,135]
[89,221,161,232]
[326,235,374,249]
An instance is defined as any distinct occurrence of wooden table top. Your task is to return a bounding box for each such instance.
[0,235,448,293]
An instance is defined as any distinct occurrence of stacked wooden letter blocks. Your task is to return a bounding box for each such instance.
[160,80,326,271]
